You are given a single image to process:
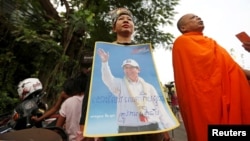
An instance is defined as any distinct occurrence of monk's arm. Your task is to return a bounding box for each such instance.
[243,69,250,80]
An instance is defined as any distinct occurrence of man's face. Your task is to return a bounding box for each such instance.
[179,14,204,33]
[113,14,134,35]
[123,64,139,81]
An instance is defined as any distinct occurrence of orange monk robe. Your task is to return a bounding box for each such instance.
[172,32,250,141]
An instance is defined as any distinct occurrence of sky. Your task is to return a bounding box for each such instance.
[153,0,250,84]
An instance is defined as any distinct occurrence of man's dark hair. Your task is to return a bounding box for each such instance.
[75,72,88,93]
[63,78,75,96]
[63,74,88,96]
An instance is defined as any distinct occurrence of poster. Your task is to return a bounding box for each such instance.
[84,42,179,137]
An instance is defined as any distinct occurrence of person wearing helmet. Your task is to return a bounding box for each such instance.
[17,78,43,100]
[32,66,91,123]
[79,8,171,141]
[9,78,46,130]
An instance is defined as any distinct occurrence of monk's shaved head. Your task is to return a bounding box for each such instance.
[176,13,204,34]
[177,15,186,33]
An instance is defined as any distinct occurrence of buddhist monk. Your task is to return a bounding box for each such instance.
[172,13,250,141]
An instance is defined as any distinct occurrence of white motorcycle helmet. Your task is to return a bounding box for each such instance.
[17,78,43,100]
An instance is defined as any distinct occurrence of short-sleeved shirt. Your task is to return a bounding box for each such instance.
[60,95,84,141]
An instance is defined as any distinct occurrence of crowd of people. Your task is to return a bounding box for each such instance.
[15,7,250,141]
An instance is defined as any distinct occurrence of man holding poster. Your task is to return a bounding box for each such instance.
[97,49,176,133]
[80,7,178,141]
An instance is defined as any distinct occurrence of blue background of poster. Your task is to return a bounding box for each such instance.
[85,42,178,136]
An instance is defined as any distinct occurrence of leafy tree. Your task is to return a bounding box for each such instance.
[0,0,179,113]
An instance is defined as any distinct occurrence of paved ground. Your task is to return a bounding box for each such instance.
[168,121,187,141]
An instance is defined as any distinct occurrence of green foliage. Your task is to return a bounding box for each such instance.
[0,0,179,114]
[0,91,19,114]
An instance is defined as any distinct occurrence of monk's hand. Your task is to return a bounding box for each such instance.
[243,69,250,80]
[242,41,250,52]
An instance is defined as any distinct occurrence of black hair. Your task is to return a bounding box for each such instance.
[75,72,88,93]
[62,78,75,96]
[62,74,88,96]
